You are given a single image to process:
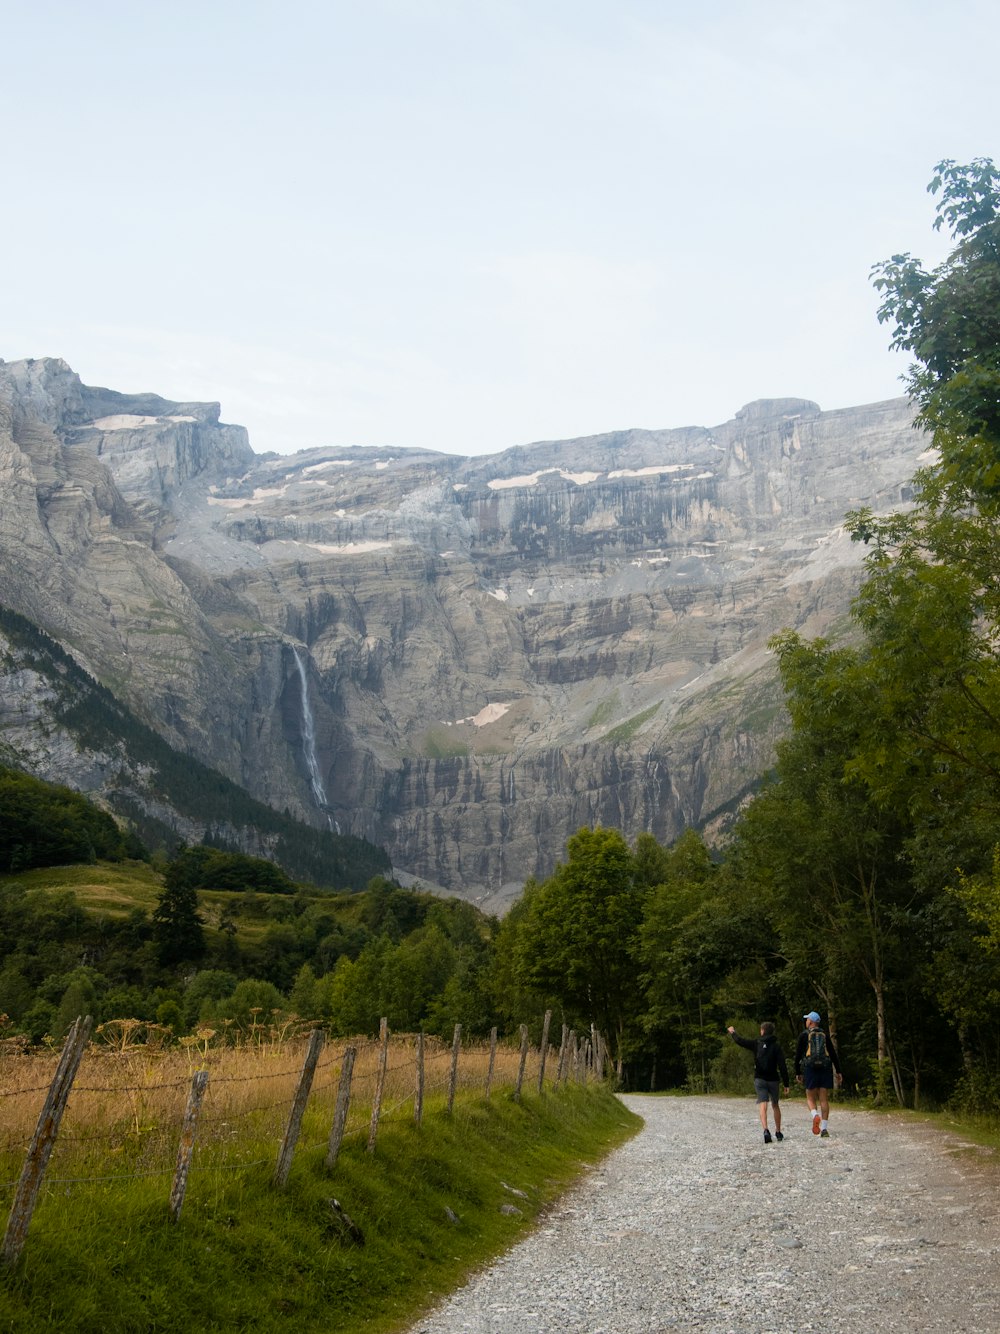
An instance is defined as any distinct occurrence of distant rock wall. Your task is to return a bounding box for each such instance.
[0,358,924,910]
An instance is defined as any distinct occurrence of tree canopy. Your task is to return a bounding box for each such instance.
[871,157,1000,500]
[0,767,133,871]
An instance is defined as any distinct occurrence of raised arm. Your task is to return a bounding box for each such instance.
[726,1026,755,1052]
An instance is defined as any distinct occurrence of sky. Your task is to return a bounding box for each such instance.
[1,1,996,458]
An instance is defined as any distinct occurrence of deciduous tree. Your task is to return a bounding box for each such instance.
[513,826,643,1072]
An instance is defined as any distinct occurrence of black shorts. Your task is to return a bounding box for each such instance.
[802,1063,834,1091]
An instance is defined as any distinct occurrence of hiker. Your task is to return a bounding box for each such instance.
[726,1021,790,1143]
[794,1010,843,1138]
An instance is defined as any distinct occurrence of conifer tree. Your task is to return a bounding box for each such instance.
[151,881,205,966]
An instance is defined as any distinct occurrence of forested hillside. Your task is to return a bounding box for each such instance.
[0,776,494,1046]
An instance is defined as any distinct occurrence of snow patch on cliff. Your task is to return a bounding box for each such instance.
[607,463,700,479]
[488,467,601,490]
[90,414,197,429]
[442,702,512,727]
[302,459,355,474]
[260,538,395,559]
[207,484,289,508]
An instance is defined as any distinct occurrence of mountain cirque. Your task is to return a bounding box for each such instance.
[0,357,927,911]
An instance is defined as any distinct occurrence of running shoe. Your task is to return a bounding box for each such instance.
[820,1129,830,1138]
[812,1116,821,1135]
[763,1129,772,1144]
[775,1131,784,1141]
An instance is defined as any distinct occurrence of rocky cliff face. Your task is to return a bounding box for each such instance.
[0,358,926,910]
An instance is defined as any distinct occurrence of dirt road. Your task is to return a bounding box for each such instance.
[408,1094,1000,1333]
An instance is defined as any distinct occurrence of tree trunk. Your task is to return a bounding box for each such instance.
[871,972,904,1105]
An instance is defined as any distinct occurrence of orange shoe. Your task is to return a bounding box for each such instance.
[811,1116,821,1135]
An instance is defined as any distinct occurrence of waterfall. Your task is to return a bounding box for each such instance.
[291,645,336,830]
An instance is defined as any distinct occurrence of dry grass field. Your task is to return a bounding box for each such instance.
[0,1026,552,1188]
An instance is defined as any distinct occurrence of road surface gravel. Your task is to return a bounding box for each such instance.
[407,1094,1000,1333]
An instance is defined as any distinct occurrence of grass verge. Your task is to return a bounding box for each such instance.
[853,1102,1000,1158]
[0,1083,640,1333]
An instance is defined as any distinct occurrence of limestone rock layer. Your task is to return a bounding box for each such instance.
[0,358,925,910]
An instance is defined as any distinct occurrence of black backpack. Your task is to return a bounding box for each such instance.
[803,1028,830,1070]
[756,1038,779,1079]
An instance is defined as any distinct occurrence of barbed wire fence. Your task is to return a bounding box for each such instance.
[0,1012,611,1269]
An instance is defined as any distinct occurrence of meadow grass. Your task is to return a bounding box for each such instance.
[0,861,166,916]
[602,703,661,745]
[0,861,361,944]
[0,1032,640,1331]
[420,730,470,760]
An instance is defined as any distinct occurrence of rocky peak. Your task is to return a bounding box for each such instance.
[734,397,821,421]
[0,358,254,514]
[0,356,222,427]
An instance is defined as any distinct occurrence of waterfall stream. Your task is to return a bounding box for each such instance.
[292,645,336,830]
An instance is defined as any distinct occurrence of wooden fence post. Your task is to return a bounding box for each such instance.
[447,1023,462,1114]
[367,1019,389,1153]
[169,1068,210,1223]
[415,1032,425,1125]
[2,1015,92,1268]
[485,1026,498,1100]
[556,1023,570,1085]
[593,1028,607,1080]
[274,1028,325,1188]
[325,1045,356,1169]
[536,1009,552,1093]
[514,1024,529,1101]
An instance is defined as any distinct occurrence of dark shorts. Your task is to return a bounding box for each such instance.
[802,1063,834,1091]
[754,1078,781,1104]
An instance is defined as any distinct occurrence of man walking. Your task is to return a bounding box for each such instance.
[726,1021,790,1143]
[794,1010,843,1137]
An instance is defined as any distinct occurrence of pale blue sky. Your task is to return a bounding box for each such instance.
[1,1,995,456]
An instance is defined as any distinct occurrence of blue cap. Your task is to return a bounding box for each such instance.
[803,1011,821,1023]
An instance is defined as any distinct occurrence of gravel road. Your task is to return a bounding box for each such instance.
[407,1095,1000,1333]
